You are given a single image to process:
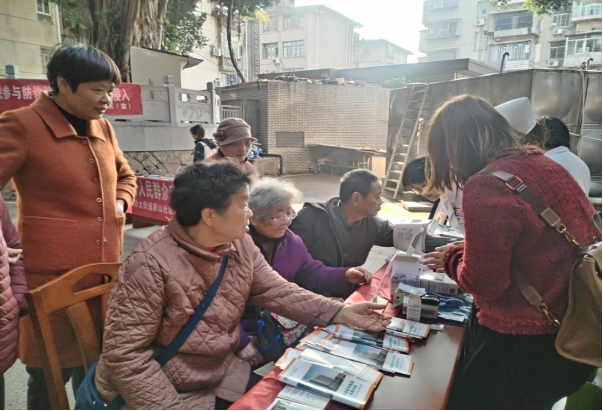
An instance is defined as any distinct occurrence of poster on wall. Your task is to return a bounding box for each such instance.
[0,79,143,115]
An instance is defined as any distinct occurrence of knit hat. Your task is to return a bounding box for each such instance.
[213,117,257,146]
[495,97,538,135]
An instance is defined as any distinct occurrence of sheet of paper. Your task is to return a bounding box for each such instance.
[381,334,410,353]
[267,398,318,410]
[301,348,382,384]
[382,351,414,376]
[277,386,331,409]
[276,348,303,369]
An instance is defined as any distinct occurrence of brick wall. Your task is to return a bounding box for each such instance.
[220,80,390,173]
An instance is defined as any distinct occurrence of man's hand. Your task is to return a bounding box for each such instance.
[7,247,22,266]
[235,342,264,367]
[345,267,373,285]
[332,302,392,332]
[116,199,126,218]
[422,241,463,273]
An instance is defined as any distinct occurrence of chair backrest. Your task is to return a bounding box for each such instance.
[25,263,121,410]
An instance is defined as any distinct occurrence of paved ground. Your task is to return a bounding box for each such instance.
[3,173,423,409]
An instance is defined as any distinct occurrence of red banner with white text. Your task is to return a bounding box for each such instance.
[0,79,143,115]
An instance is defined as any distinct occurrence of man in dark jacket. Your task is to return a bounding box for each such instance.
[289,169,394,268]
[191,124,217,162]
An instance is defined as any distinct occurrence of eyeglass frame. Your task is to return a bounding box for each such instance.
[268,211,298,224]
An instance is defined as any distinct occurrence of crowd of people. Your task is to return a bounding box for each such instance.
[0,43,599,410]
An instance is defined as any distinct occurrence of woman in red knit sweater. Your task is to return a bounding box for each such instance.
[424,95,599,409]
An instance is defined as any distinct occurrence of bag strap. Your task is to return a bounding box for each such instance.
[154,255,229,366]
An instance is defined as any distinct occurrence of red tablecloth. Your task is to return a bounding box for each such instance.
[229,262,466,410]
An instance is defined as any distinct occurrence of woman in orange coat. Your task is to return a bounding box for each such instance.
[0,44,136,409]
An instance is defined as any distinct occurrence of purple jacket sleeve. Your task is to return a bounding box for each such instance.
[0,199,27,310]
[293,236,354,296]
[237,323,250,350]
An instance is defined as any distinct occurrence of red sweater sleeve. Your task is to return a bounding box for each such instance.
[443,174,522,301]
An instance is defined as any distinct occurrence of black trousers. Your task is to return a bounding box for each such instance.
[448,323,595,410]
[25,366,85,410]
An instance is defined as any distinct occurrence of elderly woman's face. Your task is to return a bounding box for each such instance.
[57,77,114,120]
[220,139,252,162]
[215,186,253,241]
[250,203,296,239]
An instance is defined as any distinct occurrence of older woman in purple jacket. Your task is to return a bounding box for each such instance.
[235,179,373,366]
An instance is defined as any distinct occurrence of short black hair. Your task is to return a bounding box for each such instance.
[47,43,121,94]
[170,161,251,227]
[190,124,205,138]
[340,169,380,203]
[402,156,430,188]
[540,117,571,150]
[523,122,546,147]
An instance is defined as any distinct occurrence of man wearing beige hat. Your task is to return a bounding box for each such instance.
[205,118,257,176]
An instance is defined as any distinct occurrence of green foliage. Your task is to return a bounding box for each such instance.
[217,0,278,18]
[498,0,572,16]
[50,0,90,41]
[383,78,407,89]
[163,0,208,55]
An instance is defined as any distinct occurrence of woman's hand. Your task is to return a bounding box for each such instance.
[235,342,264,367]
[345,267,373,285]
[422,241,463,273]
[7,247,22,265]
[116,199,125,218]
[332,302,392,332]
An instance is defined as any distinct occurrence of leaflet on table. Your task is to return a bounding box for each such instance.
[300,347,383,384]
[274,386,331,410]
[386,318,430,339]
[278,358,379,409]
[300,330,338,353]
[275,348,304,370]
[332,339,414,376]
[324,324,410,353]
[266,398,319,410]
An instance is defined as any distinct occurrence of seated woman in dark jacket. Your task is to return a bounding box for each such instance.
[236,178,373,367]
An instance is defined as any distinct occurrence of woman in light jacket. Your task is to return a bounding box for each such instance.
[94,161,390,410]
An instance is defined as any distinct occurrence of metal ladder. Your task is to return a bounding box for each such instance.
[383,83,429,199]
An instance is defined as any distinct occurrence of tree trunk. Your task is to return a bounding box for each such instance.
[227,0,246,83]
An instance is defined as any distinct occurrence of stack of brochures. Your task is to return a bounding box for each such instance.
[385,318,431,340]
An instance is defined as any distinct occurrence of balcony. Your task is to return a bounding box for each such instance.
[572,1,603,21]
[564,52,602,67]
[493,12,540,38]
[503,59,532,70]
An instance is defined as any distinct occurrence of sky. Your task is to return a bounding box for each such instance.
[295,0,426,62]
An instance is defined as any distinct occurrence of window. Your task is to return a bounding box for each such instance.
[262,19,278,32]
[490,41,532,62]
[37,0,52,23]
[474,32,487,50]
[40,47,51,73]
[426,0,459,9]
[566,34,602,55]
[262,43,278,59]
[429,21,457,37]
[476,1,490,19]
[283,15,304,30]
[552,13,571,27]
[549,41,566,59]
[495,11,533,31]
[572,0,602,18]
[276,132,304,148]
[283,40,304,57]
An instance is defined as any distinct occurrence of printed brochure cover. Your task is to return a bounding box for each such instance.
[273,386,331,409]
[386,318,430,339]
[326,324,410,353]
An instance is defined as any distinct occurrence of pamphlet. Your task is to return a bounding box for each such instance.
[266,398,318,410]
[300,348,383,384]
[278,358,379,409]
[325,324,410,353]
[386,318,430,339]
[274,386,331,409]
[275,348,303,370]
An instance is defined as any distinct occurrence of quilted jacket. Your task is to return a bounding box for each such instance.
[0,198,26,375]
[95,217,343,409]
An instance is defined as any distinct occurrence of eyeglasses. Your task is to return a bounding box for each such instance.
[269,212,297,224]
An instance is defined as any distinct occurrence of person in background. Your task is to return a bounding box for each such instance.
[402,156,464,233]
[204,118,256,175]
[495,98,591,195]
[0,198,27,410]
[93,161,390,410]
[0,43,137,409]
[540,116,591,195]
[237,178,374,366]
[290,169,393,269]
[190,124,217,162]
[426,95,598,409]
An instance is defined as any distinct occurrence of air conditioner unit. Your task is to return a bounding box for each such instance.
[475,18,485,26]
[272,57,280,64]
[548,60,560,67]
[553,28,563,35]
[211,46,223,57]
[214,79,223,87]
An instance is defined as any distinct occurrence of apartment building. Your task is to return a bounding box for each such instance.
[255,4,361,75]
[0,0,62,79]
[353,39,413,68]
[419,0,601,70]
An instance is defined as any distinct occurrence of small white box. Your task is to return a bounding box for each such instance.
[419,272,459,296]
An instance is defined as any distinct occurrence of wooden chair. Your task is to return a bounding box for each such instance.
[25,263,121,409]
